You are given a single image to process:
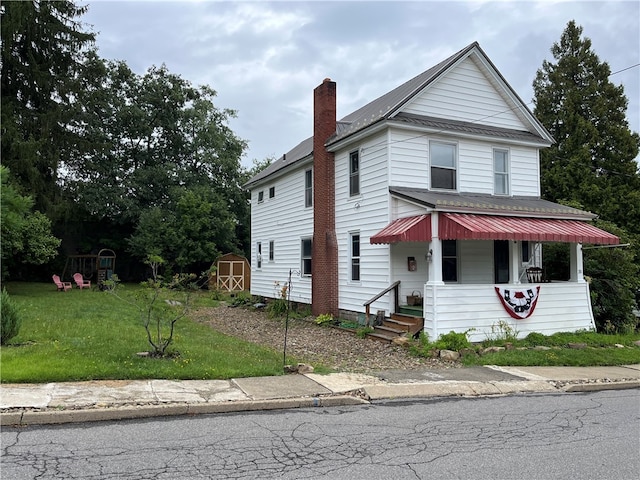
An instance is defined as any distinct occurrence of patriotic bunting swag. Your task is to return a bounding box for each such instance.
[494,286,541,319]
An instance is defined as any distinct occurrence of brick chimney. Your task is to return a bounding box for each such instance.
[312,78,339,317]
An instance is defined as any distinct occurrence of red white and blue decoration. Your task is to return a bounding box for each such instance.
[494,286,541,319]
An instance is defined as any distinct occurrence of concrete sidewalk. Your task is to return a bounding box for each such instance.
[1,365,639,426]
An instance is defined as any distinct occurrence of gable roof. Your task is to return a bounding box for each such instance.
[245,42,553,188]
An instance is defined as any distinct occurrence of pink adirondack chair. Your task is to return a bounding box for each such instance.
[73,273,91,290]
[53,275,72,292]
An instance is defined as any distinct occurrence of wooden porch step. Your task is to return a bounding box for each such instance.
[366,313,425,344]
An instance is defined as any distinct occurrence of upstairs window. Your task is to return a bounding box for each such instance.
[257,191,264,203]
[350,233,360,282]
[301,238,312,276]
[349,150,360,196]
[305,169,313,207]
[493,149,509,195]
[269,186,275,198]
[430,142,457,190]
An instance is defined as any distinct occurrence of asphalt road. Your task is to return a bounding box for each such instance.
[2,390,639,479]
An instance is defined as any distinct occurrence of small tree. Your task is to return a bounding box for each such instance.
[107,255,199,357]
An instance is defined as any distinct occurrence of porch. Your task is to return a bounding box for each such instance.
[365,206,619,343]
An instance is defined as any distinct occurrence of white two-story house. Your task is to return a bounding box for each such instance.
[244,42,619,342]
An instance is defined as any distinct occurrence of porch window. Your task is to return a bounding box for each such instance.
[349,150,360,196]
[442,240,457,282]
[350,233,360,282]
[493,149,509,195]
[257,191,264,203]
[494,240,509,283]
[301,238,312,276]
[430,141,457,190]
[269,240,274,262]
[256,242,262,269]
[305,169,313,207]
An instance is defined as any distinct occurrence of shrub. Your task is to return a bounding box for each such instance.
[434,330,472,351]
[1,288,21,345]
[267,298,288,318]
[315,313,335,326]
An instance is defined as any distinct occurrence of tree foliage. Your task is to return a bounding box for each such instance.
[533,21,640,234]
[1,166,60,281]
[533,21,640,330]
[0,0,95,217]
[61,56,248,272]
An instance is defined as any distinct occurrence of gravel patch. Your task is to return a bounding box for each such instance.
[193,304,459,373]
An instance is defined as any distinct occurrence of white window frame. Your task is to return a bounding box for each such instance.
[350,232,361,282]
[256,242,262,269]
[493,148,510,195]
[269,186,275,199]
[349,150,360,197]
[429,141,457,191]
[257,191,264,203]
[301,237,312,277]
[304,169,313,208]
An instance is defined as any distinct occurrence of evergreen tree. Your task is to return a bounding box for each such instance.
[0,0,94,217]
[533,21,640,234]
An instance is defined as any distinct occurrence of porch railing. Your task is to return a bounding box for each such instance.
[363,280,400,326]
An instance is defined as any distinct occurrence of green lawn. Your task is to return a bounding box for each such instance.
[1,282,285,383]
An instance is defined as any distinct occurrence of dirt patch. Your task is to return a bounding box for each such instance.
[193,304,459,373]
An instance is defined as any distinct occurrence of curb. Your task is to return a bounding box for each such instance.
[561,380,640,393]
[1,395,368,427]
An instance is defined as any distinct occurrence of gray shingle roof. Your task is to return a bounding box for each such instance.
[390,113,551,145]
[389,187,597,220]
[245,41,552,188]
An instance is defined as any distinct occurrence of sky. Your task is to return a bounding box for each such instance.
[82,0,640,168]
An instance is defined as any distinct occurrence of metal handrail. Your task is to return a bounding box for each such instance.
[363,280,400,326]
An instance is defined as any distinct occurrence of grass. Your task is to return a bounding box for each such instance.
[0,282,285,383]
[410,327,640,367]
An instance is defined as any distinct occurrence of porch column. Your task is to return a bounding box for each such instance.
[428,213,444,285]
[570,243,585,283]
[510,241,521,284]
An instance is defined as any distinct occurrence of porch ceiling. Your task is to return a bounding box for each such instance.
[370,214,432,244]
[440,213,620,244]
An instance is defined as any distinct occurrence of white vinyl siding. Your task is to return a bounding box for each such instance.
[249,164,313,304]
[403,56,526,130]
[424,283,595,343]
[335,131,391,314]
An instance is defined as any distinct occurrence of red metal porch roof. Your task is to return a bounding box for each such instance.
[370,214,432,244]
[440,213,620,244]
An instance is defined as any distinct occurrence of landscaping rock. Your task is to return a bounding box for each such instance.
[458,348,476,357]
[480,346,505,355]
[568,343,587,350]
[533,346,551,351]
[194,306,459,373]
[392,336,410,347]
[614,344,625,348]
[633,340,640,347]
[439,349,460,361]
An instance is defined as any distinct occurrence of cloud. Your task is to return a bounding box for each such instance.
[83,0,639,166]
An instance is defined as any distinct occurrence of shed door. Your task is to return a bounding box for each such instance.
[217,260,245,291]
